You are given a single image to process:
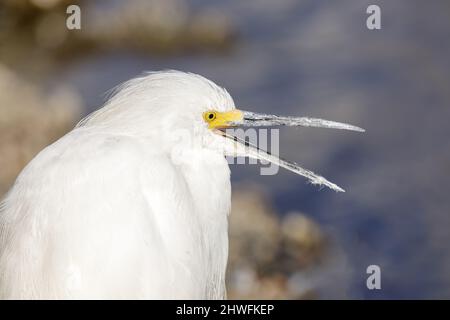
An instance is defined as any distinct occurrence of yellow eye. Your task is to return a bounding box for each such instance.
[203,111,217,123]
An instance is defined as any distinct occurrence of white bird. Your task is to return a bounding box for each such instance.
[0,71,363,299]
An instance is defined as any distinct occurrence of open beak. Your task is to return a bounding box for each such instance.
[205,109,365,192]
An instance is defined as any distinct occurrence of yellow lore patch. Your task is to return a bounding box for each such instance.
[203,109,243,129]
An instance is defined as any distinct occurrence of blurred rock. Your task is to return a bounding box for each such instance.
[228,186,280,272]
[227,185,328,299]
[0,64,82,196]
[0,0,236,77]
[82,1,235,55]
[281,212,326,269]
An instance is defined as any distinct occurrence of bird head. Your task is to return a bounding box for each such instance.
[78,70,364,192]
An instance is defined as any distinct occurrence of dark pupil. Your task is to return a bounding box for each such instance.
[208,113,214,119]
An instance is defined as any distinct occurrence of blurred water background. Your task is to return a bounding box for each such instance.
[1,0,450,299]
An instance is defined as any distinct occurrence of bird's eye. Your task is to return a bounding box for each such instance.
[203,111,217,122]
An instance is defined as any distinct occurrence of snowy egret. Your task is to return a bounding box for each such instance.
[0,71,363,299]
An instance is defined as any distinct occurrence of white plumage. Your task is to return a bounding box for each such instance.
[0,71,363,299]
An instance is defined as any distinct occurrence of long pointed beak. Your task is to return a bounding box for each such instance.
[205,109,365,192]
[217,130,346,192]
[233,111,365,132]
